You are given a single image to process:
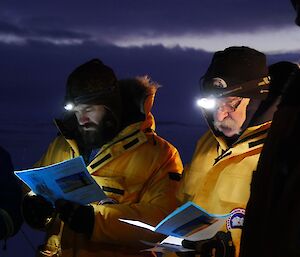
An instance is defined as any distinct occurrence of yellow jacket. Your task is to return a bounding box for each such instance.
[165,122,271,257]
[36,84,183,257]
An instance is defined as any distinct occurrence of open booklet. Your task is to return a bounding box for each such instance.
[14,156,107,205]
[119,201,231,252]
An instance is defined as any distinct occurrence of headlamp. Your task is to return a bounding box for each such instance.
[64,102,74,111]
[196,97,216,110]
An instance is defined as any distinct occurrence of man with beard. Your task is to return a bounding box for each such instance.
[165,46,280,257]
[21,59,183,257]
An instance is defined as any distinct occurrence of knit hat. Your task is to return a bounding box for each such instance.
[65,58,122,122]
[201,46,270,99]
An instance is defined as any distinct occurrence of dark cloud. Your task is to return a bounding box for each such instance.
[0,0,295,43]
[0,20,25,34]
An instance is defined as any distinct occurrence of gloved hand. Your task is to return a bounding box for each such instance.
[22,192,55,230]
[179,231,235,257]
[55,199,94,237]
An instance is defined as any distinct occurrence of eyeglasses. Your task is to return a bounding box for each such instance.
[216,97,243,113]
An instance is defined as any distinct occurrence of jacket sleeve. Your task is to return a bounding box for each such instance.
[90,145,183,247]
[0,146,23,239]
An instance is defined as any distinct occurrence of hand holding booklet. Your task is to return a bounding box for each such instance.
[119,201,230,252]
[14,156,107,205]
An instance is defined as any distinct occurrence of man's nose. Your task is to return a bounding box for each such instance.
[77,114,90,125]
[215,109,229,121]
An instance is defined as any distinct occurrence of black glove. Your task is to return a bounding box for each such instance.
[55,199,94,237]
[180,231,235,257]
[22,192,55,230]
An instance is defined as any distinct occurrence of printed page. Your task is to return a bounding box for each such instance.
[14,156,107,205]
[155,201,229,239]
[119,201,230,240]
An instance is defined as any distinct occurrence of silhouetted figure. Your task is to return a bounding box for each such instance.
[240,1,300,256]
[291,0,300,26]
[0,146,23,244]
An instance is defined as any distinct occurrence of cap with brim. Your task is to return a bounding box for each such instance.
[201,46,270,99]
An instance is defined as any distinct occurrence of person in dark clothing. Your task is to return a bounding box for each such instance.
[291,0,300,26]
[0,146,23,241]
[239,1,300,256]
[239,65,300,257]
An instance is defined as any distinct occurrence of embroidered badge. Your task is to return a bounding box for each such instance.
[226,208,245,230]
[211,77,227,88]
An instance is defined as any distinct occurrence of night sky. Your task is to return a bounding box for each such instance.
[0,1,299,256]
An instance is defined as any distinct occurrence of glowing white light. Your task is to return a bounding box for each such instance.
[64,103,74,111]
[196,98,216,109]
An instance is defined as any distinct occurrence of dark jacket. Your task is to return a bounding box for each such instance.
[240,64,300,257]
[0,146,23,240]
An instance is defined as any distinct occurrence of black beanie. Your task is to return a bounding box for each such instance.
[65,58,122,123]
[201,46,270,99]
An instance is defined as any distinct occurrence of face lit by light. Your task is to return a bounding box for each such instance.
[196,96,251,137]
[73,104,107,130]
[213,97,250,137]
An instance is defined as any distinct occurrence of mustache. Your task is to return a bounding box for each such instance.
[213,117,241,135]
[79,123,98,129]
[214,118,236,128]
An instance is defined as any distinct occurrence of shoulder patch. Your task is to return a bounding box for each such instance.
[227,208,245,230]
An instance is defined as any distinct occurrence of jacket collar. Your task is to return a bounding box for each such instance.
[58,121,148,173]
[215,121,271,151]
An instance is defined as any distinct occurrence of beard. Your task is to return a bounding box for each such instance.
[78,123,105,149]
[213,117,242,137]
[77,114,119,150]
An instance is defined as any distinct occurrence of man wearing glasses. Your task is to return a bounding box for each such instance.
[168,46,280,257]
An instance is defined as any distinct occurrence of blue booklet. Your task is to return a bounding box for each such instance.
[120,201,230,241]
[14,156,107,205]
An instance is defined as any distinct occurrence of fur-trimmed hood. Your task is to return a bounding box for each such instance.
[118,76,159,132]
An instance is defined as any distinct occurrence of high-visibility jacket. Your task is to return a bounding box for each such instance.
[164,93,280,257]
[36,88,183,257]
[173,122,271,257]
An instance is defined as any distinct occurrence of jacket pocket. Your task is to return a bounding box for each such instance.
[92,176,126,203]
[217,172,252,206]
